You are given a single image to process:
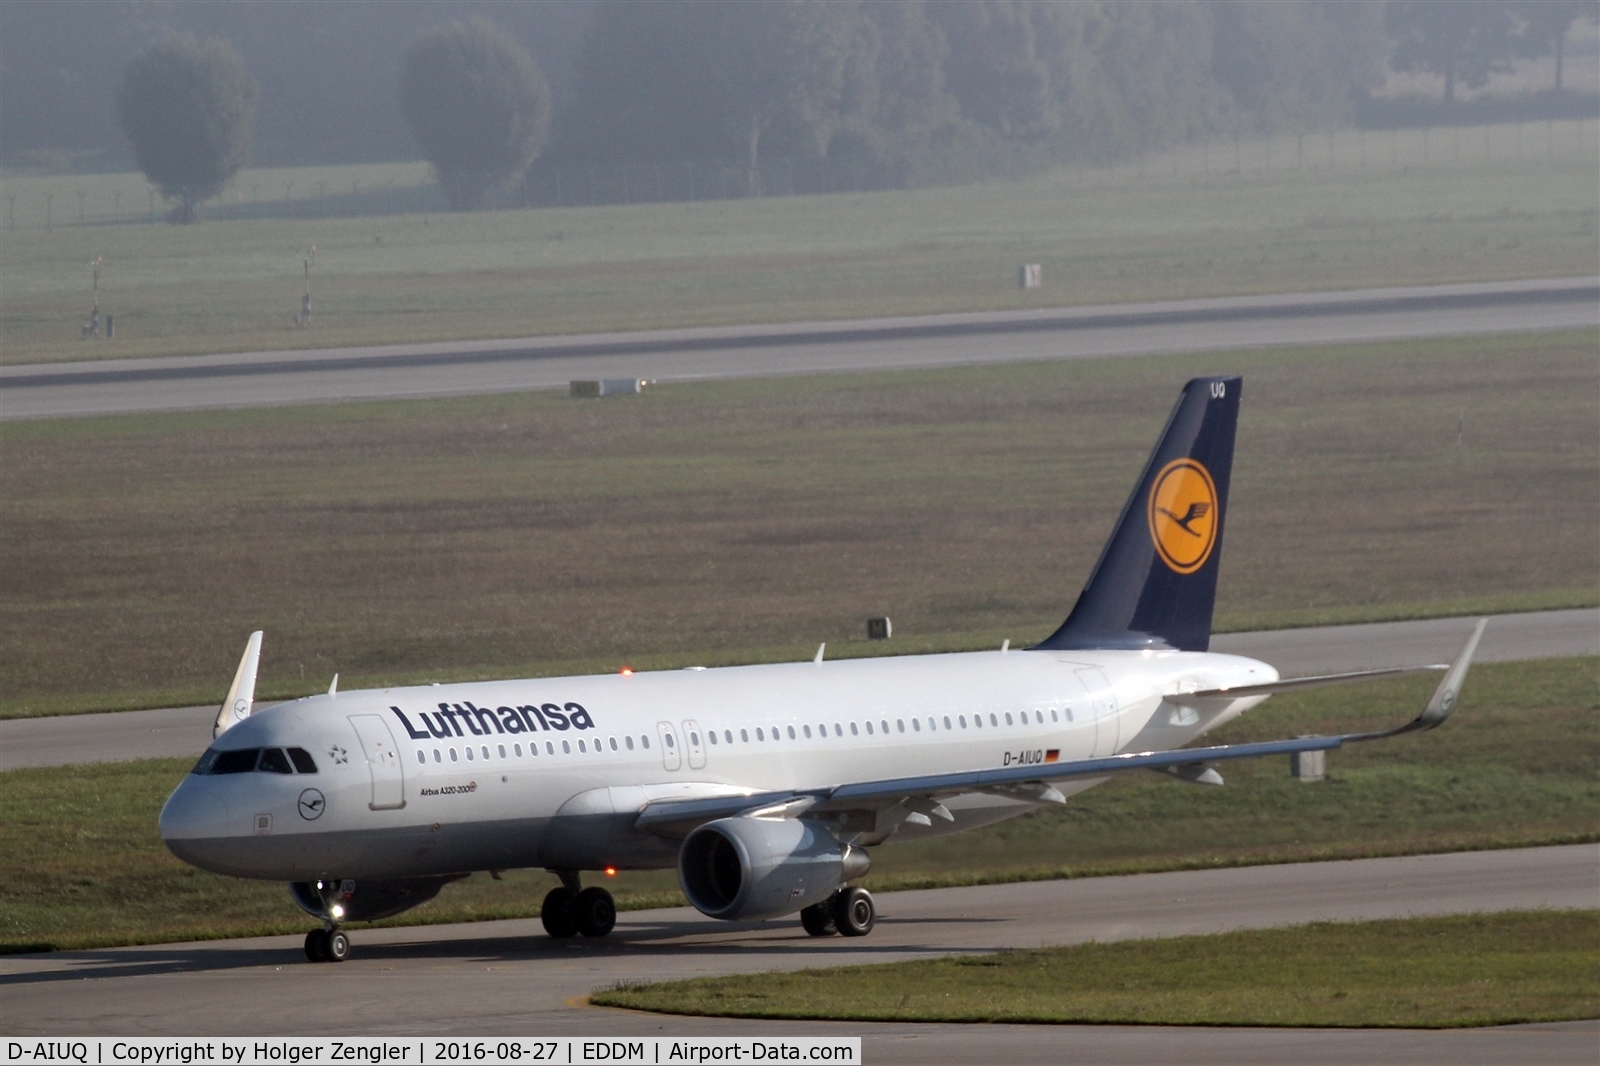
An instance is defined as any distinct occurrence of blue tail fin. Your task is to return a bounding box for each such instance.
[1033,376,1241,653]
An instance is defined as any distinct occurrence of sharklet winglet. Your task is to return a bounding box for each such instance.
[213,631,263,739]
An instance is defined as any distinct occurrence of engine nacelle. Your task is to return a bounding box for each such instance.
[678,817,869,921]
[289,874,466,924]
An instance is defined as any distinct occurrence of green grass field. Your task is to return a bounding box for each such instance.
[2,329,1594,719]
[2,137,1594,364]
[2,656,1593,954]
[591,911,1600,1027]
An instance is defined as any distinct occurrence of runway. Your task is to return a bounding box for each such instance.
[3,277,1594,420]
[3,608,1591,771]
[1,845,1593,1063]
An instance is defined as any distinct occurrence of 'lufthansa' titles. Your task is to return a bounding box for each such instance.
[389,701,594,741]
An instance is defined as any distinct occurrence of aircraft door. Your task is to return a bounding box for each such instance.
[348,714,406,810]
[681,719,706,769]
[1075,669,1120,757]
[656,721,682,771]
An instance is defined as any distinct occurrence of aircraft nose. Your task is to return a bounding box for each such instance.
[158,775,235,866]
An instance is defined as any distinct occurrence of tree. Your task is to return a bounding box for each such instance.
[116,35,258,223]
[1515,1,1587,90]
[399,19,551,210]
[1387,0,1519,104]
[697,1,866,195]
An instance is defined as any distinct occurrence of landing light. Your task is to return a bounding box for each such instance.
[619,667,633,677]
[330,904,345,919]
[604,867,617,877]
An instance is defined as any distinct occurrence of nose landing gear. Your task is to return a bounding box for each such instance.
[304,926,350,962]
[541,870,616,938]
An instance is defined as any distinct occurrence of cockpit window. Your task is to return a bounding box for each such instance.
[191,745,319,775]
[257,748,293,774]
[211,748,261,774]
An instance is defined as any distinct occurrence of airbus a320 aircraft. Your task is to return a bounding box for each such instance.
[160,377,1486,963]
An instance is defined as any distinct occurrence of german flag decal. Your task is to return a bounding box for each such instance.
[1045,749,1060,763]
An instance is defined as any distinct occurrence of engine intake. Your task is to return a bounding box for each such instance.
[679,817,869,921]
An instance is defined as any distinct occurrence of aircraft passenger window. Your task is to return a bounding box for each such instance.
[626,736,635,750]
[482,745,491,759]
[641,735,650,749]
[881,720,890,734]
[578,740,586,753]
[1036,711,1045,724]
[959,715,967,728]
[1005,713,1013,726]
[515,743,523,757]
[834,723,842,736]
[610,737,619,751]
[755,728,764,741]
[450,748,459,761]
[787,726,796,740]
[910,719,919,732]
[724,730,733,744]
[498,744,506,758]
[943,716,952,730]
[819,723,827,736]
[546,741,555,754]
[851,722,859,736]
[665,733,675,748]
[690,732,700,747]
[466,747,474,761]
[1051,710,1059,723]
[740,729,749,742]
[562,741,571,754]
[989,714,998,727]
[416,750,425,765]
[803,725,811,739]
[287,747,318,773]
[211,749,260,774]
[433,749,442,763]
[1066,708,1073,721]
[865,722,873,735]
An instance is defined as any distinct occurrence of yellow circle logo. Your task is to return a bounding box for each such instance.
[1147,458,1219,574]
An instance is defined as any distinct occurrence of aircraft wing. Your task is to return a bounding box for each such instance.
[635,619,1486,835]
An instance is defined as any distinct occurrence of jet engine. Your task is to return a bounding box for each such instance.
[678,817,870,921]
[289,874,466,924]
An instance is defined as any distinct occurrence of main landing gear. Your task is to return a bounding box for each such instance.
[800,885,875,938]
[541,870,616,938]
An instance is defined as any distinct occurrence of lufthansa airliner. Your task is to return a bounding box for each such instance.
[160,377,1485,962]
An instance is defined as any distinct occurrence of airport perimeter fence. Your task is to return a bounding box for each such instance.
[3,118,1596,233]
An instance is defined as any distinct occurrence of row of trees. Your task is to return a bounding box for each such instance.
[116,1,1591,222]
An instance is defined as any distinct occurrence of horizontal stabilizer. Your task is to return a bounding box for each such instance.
[1173,664,1447,701]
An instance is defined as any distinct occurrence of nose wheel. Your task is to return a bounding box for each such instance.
[304,927,350,962]
[541,872,615,938]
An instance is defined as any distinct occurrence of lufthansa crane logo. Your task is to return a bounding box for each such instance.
[297,788,326,821]
[1147,458,1219,574]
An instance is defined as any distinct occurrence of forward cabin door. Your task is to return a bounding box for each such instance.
[656,721,682,771]
[348,714,406,810]
[1075,669,1120,757]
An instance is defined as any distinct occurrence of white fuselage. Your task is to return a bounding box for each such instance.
[159,647,1276,882]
